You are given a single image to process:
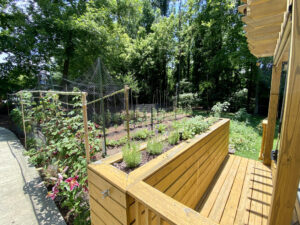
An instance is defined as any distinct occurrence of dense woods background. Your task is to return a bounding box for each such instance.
[0,0,275,114]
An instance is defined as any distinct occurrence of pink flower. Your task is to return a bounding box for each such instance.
[47,184,59,200]
[65,176,79,191]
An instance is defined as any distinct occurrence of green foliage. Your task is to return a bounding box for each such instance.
[122,143,141,168]
[168,131,180,145]
[234,108,250,122]
[147,138,164,155]
[156,124,167,133]
[132,129,153,140]
[106,137,128,147]
[178,93,197,108]
[22,91,101,222]
[10,108,22,128]
[230,120,260,159]
[211,101,230,117]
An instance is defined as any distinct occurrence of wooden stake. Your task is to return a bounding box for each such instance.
[268,1,300,224]
[263,61,282,165]
[259,119,268,160]
[20,93,27,149]
[81,92,90,164]
[124,85,130,141]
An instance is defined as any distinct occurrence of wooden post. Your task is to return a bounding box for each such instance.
[268,1,300,224]
[263,61,282,165]
[124,85,130,141]
[82,92,90,164]
[259,119,268,160]
[19,92,27,149]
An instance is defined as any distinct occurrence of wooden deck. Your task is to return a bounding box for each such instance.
[195,155,273,225]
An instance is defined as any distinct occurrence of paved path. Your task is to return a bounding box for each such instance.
[0,127,66,225]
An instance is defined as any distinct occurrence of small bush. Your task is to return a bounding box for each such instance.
[132,129,152,140]
[157,124,167,133]
[168,131,180,145]
[211,101,230,117]
[122,143,141,168]
[147,139,163,155]
[234,108,250,121]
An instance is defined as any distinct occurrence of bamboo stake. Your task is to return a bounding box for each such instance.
[124,85,130,141]
[81,92,90,164]
[19,93,27,149]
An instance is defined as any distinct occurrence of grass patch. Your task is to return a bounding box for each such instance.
[193,110,278,160]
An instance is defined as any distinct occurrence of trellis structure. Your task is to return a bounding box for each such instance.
[239,0,300,224]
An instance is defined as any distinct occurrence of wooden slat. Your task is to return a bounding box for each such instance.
[90,210,105,225]
[234,159,256,225]
[90,197,122,225]
[144,120,229,185]
[89,182,127,224]
[208,156,242,222]
[156,128,227,195]
[247,0,286,19]
[261,163,273,225]
[249,161,263,225]
[199,155,235,217]
[88,169,127,207]
[177,134,229,207]
[268,1,300,224]
[127,181,218,225]
[220,157,249,225]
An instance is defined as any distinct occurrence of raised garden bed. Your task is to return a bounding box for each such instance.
[88,118,230,225]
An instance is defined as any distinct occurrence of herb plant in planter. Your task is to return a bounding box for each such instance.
[122,143,141,168]
[147,138,163,155]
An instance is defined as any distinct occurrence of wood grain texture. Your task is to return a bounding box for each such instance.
[196,155,273,225]
[263,62,282,165]
[268,0,300,224]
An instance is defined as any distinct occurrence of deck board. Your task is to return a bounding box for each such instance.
[196,155,273,225]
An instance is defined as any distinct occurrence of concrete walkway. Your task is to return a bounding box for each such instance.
[0,127,66,225]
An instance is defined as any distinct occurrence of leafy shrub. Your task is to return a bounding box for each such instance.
[211,101,230,117]
[168,131,180,145]
[178,93,196,108]
[157,124,167,133]
[234,108,250,121]
[132,129,152,140]
[122,143,141,168]
[228,88,248,112]
[10,108,23,128]
[147,139,164,155]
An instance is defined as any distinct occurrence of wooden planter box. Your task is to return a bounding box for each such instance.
[88,119,230,225]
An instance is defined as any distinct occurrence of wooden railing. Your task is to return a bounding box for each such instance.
[127,181,218,225]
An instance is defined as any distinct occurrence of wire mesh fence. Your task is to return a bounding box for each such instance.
[5,57,196,223]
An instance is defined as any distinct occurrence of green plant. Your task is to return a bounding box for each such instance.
[157,124,167,133]
[147,139,163,155]
[211,101,230,117]
[122,143,141,168]
[234,108,250,122]
[168,131,180,145]
[132,129,152,140]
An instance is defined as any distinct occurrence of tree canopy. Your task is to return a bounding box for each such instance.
[0,0,272,113]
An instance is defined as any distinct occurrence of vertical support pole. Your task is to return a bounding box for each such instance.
[82,92,90,164]
[259,119,268,160]
[20,92,27,149]
[263,61,282,165]
[151,106,153,130]
[268,1,300,224]
[98,58,107,157]
[124,85,130,141]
